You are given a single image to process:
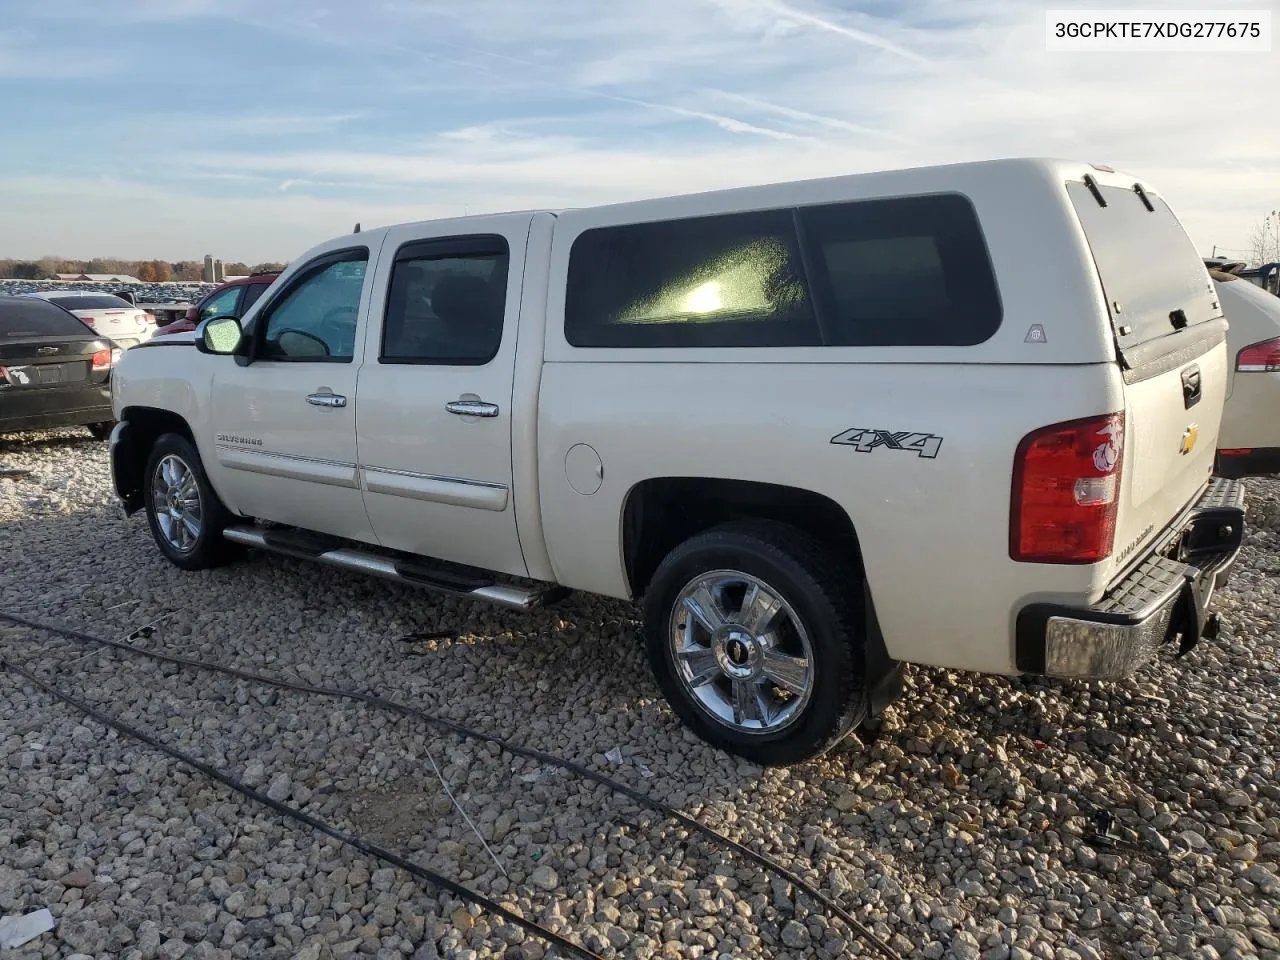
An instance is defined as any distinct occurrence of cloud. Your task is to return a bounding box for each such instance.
[0,0,1276,260]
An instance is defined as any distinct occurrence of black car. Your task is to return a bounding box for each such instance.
[0,296,119,440]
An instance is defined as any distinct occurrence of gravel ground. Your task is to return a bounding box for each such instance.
[1,429,1278,960]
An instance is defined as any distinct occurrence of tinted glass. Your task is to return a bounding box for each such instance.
[261,255,367,361]
[565,196,1001,348]
[798,194,1002,346]
[565,209,819,347]
[239,282,269,313]
[1067,181,1219,348]
[46,295,131,310]
[382,247,509,364]
[0,298,93,338]
[199,286,243,321]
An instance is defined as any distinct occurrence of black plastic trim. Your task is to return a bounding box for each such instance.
[1216,447,1280,479]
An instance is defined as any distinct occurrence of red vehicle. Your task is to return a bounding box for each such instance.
[157,271,279,335]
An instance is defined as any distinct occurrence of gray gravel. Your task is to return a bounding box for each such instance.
[1,429,1278,960]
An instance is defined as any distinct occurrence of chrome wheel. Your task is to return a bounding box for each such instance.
[668,569,815,735]
[151,454,203,553]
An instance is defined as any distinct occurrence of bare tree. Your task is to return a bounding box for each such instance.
[1248,210,1280,266]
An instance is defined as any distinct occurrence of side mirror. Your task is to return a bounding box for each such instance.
[184,306,199,323]
[196,315,244,355]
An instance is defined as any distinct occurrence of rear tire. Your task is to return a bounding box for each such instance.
[642,521,868,766]
[87,422,113,441]
[143,433,240,571]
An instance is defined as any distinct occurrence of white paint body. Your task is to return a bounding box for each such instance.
[1216,274,1280,454]
[112,158,1227,676]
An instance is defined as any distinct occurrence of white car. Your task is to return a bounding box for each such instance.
[21,290,156,349]
[1211,267,1280,477]
[107,158,1246,765]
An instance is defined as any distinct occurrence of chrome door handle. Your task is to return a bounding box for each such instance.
[306,392,347,408]
[446,400,499,418]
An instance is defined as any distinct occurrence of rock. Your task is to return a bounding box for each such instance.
[780,921,810,949]
[59,867,94,888]
[266,773,293,802]
[1222,790,1252,810]
[530,865,559,891]
[950,931,982,960]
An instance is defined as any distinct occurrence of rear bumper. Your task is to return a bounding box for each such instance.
[1216,447,1280,479]
[1016,477,1246,679]
[0,384,112,435]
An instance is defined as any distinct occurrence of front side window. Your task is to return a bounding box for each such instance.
[381,239,509,364]
[565,210,818,348]
[199,286,243,322]
[260,254,367,361]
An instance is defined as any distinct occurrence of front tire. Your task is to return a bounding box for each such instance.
[143,433,239,570]
[642,521,868,766]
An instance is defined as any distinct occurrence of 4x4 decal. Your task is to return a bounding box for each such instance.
[830,427,943,459]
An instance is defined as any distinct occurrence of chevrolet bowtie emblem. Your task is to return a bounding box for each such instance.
[1179,424,1199,455]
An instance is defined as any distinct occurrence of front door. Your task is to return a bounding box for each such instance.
[355,215,533,576]
[207,244,380,544]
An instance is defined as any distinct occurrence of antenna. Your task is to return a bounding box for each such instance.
[353,222,361,234]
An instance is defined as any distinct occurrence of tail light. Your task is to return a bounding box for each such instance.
[144,311,156,324]
[1237,337,1280,372]
[1011,412,1124,564]
[91,348,121,371]
[78,314,97,328]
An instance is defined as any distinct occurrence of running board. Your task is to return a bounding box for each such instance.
[221,526,564,610]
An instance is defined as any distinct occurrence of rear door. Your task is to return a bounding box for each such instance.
[354,214,534,577]
[1066,178,1227,567]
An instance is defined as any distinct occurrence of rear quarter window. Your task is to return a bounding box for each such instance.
[564,193,1002,348]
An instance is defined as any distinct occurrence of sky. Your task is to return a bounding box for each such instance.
[0,0,1276,263]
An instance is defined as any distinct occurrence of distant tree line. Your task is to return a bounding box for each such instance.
[0,257,287,282]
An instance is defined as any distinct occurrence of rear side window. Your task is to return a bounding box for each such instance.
[799,194,1002,346]
[0,299,93,338]
[565,210,820,347]
[564,194,1001,348]
[46,295,130,310]
[1066,181,1219,350]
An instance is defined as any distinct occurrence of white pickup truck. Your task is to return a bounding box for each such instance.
[109,158,1246,765]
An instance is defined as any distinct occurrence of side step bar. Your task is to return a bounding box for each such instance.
[221,526,566,610]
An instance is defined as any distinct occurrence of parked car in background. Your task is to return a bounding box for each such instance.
[156,272,279,336]
[0,296,119,439]
[1209,267,1280,477]
[20,290,156,349]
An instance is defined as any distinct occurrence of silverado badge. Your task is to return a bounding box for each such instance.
[1179,424,1199,456]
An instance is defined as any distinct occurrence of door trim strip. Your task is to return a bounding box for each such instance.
[361,466,509,512]
[215,444,359,489]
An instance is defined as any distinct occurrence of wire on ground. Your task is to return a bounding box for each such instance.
[0,657,604,960]
[0,610,901,960]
